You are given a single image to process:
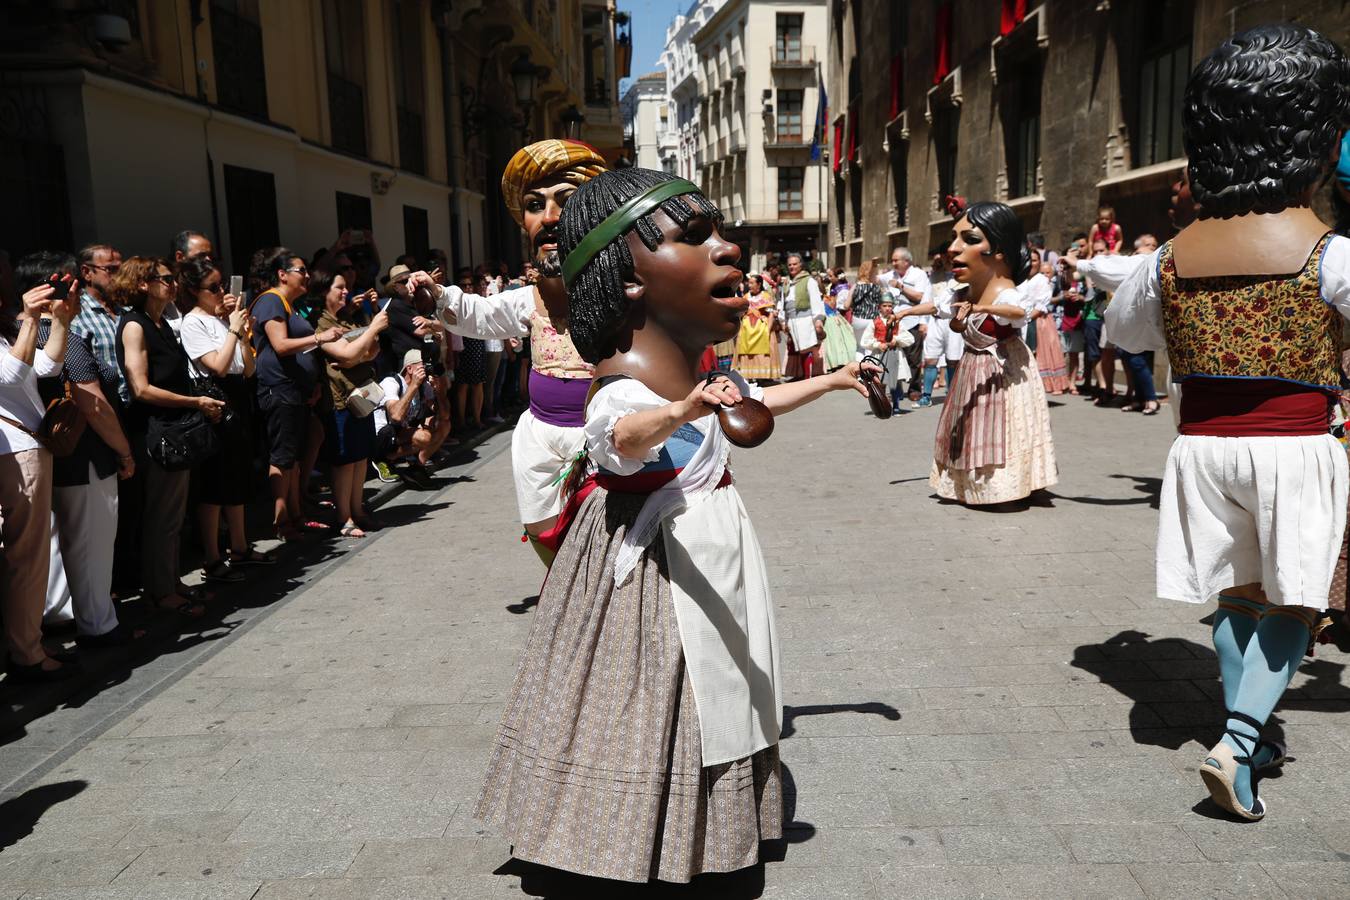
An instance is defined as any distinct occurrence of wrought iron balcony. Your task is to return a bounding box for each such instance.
[328,74,368,157]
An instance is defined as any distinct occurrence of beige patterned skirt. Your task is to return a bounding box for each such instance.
[475,487,783,883]
[930,337,1058,505]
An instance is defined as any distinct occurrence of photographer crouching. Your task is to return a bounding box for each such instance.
[371,349,451,490]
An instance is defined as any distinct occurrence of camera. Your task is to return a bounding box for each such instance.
[421,335,445,377]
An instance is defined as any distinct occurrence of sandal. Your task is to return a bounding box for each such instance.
[201,559,245,584]
[292,518,332,533]
[154,594,207,619]
[1141,402,1160,416]
[338,520,367,538]
[1121,402,1143,412]
[1198,711,1267,821]
[227,546,277,566]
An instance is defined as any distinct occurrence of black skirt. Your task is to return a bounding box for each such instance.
[196,374,255,506]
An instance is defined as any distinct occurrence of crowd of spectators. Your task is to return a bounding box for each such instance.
[0,229,535,684]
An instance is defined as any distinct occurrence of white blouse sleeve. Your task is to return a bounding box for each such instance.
[1321,236,1350,322]
[1101,250,1165,352]
[1078,254,1147,294]
[435,283,534,340]
[991,288,1034,325]
[585,378,671,475]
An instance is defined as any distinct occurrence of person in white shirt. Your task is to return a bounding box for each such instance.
[880,247,931,404]
[373,349,451,475]
[0,276,75,681]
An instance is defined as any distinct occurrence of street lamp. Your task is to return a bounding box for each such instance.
[510,54,540,110]
[562,105,585,140]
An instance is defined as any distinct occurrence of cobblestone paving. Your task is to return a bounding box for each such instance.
[2,390,1349,899]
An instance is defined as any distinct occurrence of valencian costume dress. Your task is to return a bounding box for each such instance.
[929,288,1058,504]
[735,301,778,380]
[475,369,783,883]
[1107,234,1350,607]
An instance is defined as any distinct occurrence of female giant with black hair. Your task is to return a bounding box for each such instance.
[475,168,877,883]
[1106,24,1350,822]
[902,200,1058,506]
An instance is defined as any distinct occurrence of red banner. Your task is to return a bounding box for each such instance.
[933,1,953,85]
[832,121,843,173]
[889,53,904,120]
[1000,0,1028,36]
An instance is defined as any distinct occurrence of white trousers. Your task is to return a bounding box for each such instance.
[50,466,121,637]
[1157,433,1348,607]
[43,511,72,625]
[510,409,586,526]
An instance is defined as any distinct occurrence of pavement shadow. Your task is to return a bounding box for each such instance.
[780,702,902,739]
[0,780,86,850]
[1071,629,1221,750]
[507,595,540,615]
[494,763,809,898]
[1047,474,1161,509]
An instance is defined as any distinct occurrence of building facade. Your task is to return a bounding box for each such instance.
[0,0,627,277]
[620,71,672,171]
[690,0,828,271]
[662,1,723,184]
[826,0,1350,271]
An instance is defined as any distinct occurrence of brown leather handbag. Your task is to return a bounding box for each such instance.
[0,381,86,457]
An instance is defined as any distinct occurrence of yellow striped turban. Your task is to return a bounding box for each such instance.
[501,139,608,226]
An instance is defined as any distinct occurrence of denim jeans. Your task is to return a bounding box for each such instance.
[1118,349,1158,402]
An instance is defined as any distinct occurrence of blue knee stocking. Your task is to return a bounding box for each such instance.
[1218,606,1316,810]
[922,364,939,401]
[1212,594,1264,710]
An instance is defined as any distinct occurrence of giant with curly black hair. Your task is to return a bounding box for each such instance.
[559,168,722,364]
[1184,24,1350,219]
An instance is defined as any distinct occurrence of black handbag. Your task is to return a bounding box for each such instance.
[145,410,220,471]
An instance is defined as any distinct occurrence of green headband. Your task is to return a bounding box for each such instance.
[561,178,702,288]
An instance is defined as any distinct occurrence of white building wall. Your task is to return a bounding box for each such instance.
[73,71,450,271]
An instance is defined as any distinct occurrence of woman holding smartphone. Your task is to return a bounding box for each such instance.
[178,257,273,582]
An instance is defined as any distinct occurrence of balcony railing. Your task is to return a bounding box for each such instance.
[328,74,368,157]
[771,44,817,68]
[397,106,425,175]
[763,132,809,151]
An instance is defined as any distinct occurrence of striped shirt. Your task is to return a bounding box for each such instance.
[71,291,128,402]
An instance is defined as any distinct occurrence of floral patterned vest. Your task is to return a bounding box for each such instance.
[1159,233,1341,391]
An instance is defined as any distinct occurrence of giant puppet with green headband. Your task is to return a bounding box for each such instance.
[474,169,880,884]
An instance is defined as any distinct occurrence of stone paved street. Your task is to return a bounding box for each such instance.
[3,389,1350,899]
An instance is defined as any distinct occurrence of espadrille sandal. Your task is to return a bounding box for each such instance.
[1199,712,1267,821]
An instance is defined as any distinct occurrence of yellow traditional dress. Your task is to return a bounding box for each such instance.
[735,301,778,380]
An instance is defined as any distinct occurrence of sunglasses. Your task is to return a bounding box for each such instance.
[202,282,224,294]
[285,266,308,276]
[85,263,120,274]
[146,273,174,285]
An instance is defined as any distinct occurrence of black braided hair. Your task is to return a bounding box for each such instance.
[964,201,1030,284]
[559,168,723,364]
[1184,24,1350,220]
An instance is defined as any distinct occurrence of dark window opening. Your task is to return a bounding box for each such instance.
[210,0,269,119]
[336,191,372,232]
[1134,0,1191,166]
[1002,60,1041,198]
[0,137,72,259]
[323,0,368,157]
[933,106,959,207]
[775,13,803,61]
[777,89,803,141]
[890,139,908,227]
[224,164,279,278]
[394,0,426,175]
[403,205,429,266]
[778,166,804,218]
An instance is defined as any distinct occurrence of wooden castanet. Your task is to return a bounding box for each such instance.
[859,355,893,419]
[703,372,775,448]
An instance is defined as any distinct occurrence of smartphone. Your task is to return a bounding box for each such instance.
[229,275,243,298]
[46,274,71,300]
